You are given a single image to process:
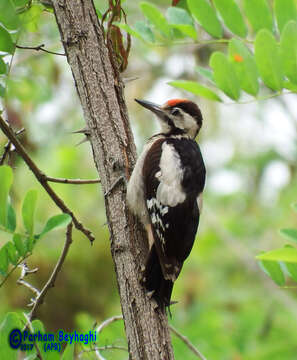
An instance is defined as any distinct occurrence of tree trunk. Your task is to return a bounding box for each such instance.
[52,0,174,358]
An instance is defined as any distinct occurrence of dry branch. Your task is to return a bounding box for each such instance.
[0,116,94,243]
[15,43,65,56]
[46,176,100,184]
[0,127,24,165]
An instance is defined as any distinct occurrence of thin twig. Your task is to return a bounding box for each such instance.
[94,315,207,360]
[169,325,207,360]
[46,176,100,184]
[0,116,95,243]
[154,38,238,47]
[0,128,25,165]
[5,31,20,86]
[96,315,123,335]
[28,223,73,320]
[17,263,40,304]
[23,312,43,360]
[15,43,65,56]
[0,141,12,166]
[0,254,30,288]
[95,315,124,359]
[78,344,128,357]
[123,76,139,84]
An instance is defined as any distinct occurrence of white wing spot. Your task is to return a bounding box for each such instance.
[147,199,154,210]
[160,206,168,215]
[151,213,157,224]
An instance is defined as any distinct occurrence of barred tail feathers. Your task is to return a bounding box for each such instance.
[143,244,174,310]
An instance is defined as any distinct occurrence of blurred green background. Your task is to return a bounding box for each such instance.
[1,0,297,359]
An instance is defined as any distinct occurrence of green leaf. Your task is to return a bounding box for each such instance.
[4,242,18,265]
[0,26,14,54]
[25,236,35,252]
[280,21,297,85]
[0,0,20,30]
[19,4,43,33]
[31,319,59,360]
[274,0,297,34]
[187,0,222,38]
[283,80,297,92]
[95,6,102,19]
[0,246,8,275]
[7,202,16,232]
[0,166,13,228]
[243,0,273,33]
[195,66,214,83]
[0,313,22,360]
[254,29,283,91]
[32,319,45,333]
[213,0,247,37]
[38,214,72,238]
[228,38,259,96]
[256,247,297,263]
[280,228,297,243]
[210,52,240,100]
[30,319,47,359]
[168,80,222,102]
[12,0,31,6]
[175,0,189,12]
[13,234,26,257]
[167,7,193,25]
[284,244,297,282]
[140,2,171,38]
[22,189,38,236]
[260,260,285,285]
[166,8,197,39]
[171,24,197,39]
[134,21,155,43]
[292,203,297,212]
[115,23,144,42]
[61,343,75,360]
[286,262,297,282]
[0,57,6,74]
[0,84,5,97]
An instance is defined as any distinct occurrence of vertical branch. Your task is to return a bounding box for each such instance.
[51,0,174,359]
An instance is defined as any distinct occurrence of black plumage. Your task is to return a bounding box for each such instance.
[142,137,206,308]
[127,98,206,312]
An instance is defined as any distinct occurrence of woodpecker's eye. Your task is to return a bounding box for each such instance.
[171,108,180,116]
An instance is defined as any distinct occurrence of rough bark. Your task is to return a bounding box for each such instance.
[52,0,174,359]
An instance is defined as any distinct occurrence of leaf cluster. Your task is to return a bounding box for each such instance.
[256,204,297,286]
[0,312,74,360]
[118,0,297,102]
[0,166,71,282]
[0,0,47,98]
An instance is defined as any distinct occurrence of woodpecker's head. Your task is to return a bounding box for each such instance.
[135,98,202,139]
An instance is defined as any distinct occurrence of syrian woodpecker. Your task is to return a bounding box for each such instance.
[127,98,206,310]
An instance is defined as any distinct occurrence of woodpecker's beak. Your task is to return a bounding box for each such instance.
[135,99,167,121]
